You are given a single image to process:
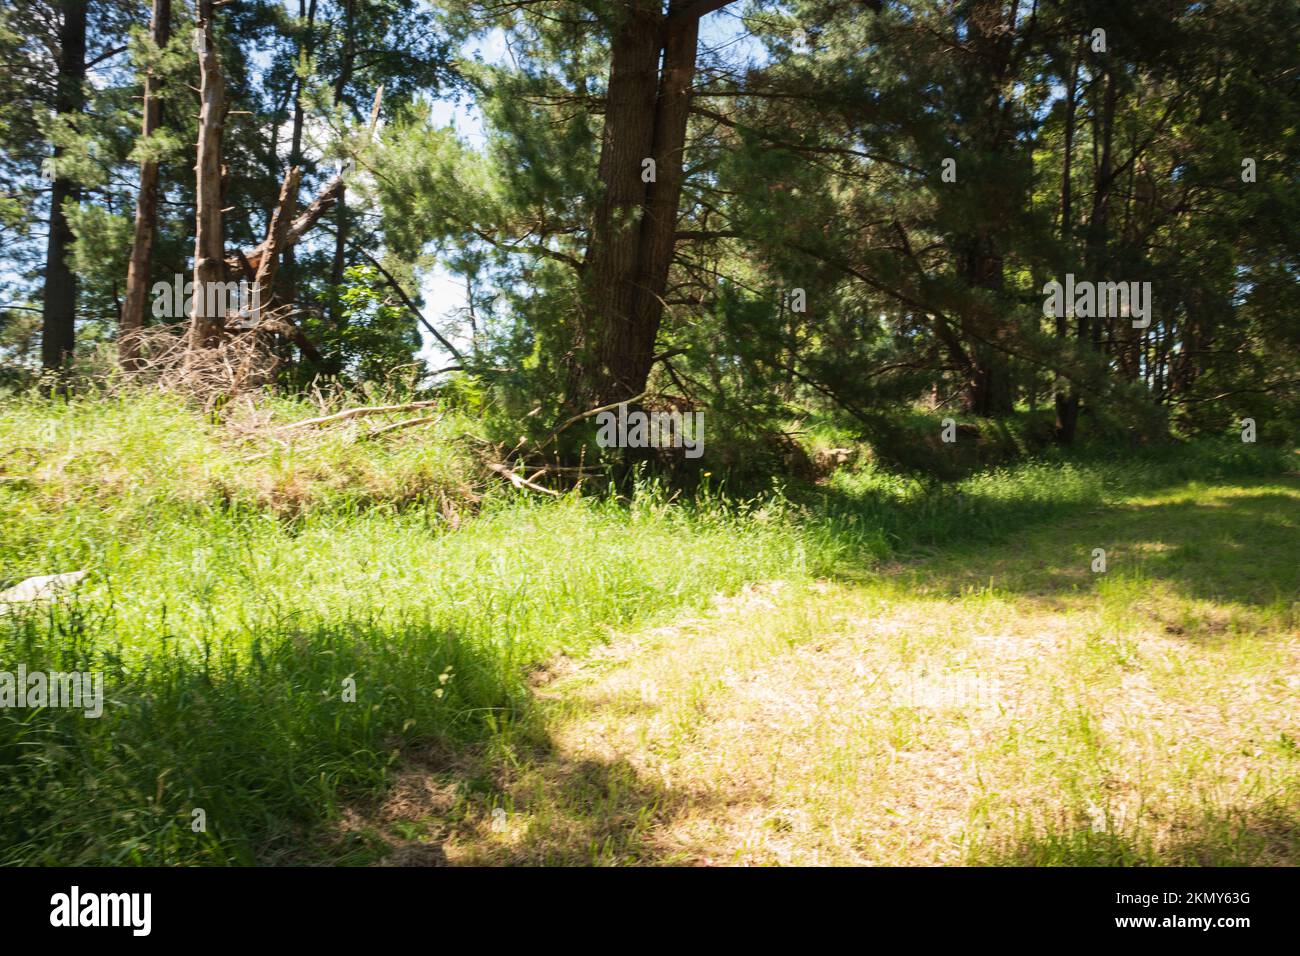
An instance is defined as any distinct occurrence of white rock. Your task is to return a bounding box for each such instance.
[0,571,88,613]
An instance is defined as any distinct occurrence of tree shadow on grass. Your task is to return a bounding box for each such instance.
[328,480,1300,867]
[0,602,557,865]
[898,485,1300,613]
[974,802,1300,866]
[323,731,721,866]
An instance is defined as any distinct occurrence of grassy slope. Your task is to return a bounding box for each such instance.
[0,392,820,863]
[0,391,1292,864]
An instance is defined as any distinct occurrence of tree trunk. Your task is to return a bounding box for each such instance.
[1050,59,1081,444]
[948,0,1015,418]
[254,167,302,299]
[40,0,88,372]
[327,0,355,333]
[1054,391,1081,444]
[567,0,705,411]
[956,237,1012,417]
[120,0,171,369]
[1054,54,1080,443]
[628,4,699,388]
[282,0,318,308]
[188,0,227,351]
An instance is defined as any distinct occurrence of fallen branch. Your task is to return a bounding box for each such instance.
[120,321,281,405]
[275,400,441,431]
[534,390,648,452]
[486,462,561,496]
[362,413,443,440]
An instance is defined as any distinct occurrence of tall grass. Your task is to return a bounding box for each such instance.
[0,390,1290,863]
[0,391,817,863]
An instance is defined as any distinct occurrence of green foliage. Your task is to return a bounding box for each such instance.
[0,391,818,863]
[304,265,422,382]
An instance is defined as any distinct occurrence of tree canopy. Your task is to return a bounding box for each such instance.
[1,0,1296,463]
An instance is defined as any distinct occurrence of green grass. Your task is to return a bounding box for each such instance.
[403,477,1297,867]
[0,390,820,863]
[0,389,1292,864]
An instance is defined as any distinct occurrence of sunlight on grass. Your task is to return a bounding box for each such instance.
[400,478,1300,867]
[1,393,1293,864]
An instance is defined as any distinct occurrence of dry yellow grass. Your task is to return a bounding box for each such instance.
[356,478,1300,866]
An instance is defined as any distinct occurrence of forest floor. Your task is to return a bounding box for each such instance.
[348,476,1300,866]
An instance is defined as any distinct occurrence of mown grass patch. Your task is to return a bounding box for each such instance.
[397,477,1298,866]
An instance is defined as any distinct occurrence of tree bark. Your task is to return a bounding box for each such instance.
[224,174,344,280]
[1054,54,1080,444]
[327,0,355,332]
[947,0,1015,418]
[120,0,171,369]
[628,5,699,389]
[253,166,302,304]
[567,0,712,411]
[40,0,88,372]
[282,0,318,308]
[188,0,227,351]
[955,236,1012,417]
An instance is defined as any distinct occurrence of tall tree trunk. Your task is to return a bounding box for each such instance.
[40,0,88,372]
[188,0,227,351]
[627,3,699,388]
[567,0,709,411]
[956,237,1012,417]
[1065,64,1118,436]
[1084,66,1116,286]
[120,0,171,369]
[282,0,317,309]
[1054,54,1081,444]
[327,0,355,335]
[949,0,1015,418]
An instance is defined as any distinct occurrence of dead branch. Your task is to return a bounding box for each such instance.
[362,413,443,440]
[254,165,302,297]
[533,390,647,452]
[275,400,441,431]
[486,462,561,496]
[118,321,280,407]
[224,174,345,277]
[330,230,466,366]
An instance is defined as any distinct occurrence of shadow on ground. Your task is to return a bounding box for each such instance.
[342,478,1299,867]
[974,802,1300,866]
[904,484,1299,612]
[325,734,719,865]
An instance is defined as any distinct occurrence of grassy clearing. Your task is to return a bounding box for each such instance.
[0,390,1292,864]
[363,476,1299,866]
